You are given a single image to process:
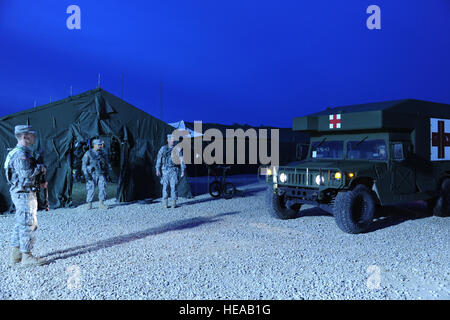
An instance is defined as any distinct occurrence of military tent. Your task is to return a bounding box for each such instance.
[0,88,192,213]
[168,120,203,138]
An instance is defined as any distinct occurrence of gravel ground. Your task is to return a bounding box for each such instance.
[0,178,449,300]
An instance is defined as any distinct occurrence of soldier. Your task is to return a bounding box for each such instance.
[82,139,110,210]
[156,134,186,208]
[4,125,47,266]
[72,140,87,183]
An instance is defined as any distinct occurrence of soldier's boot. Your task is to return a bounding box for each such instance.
[10,247,22,266]
[21,252,47,267]
[98,200,109,210]
[163,199,169,208]
[87,202,92,210]
[171,199,177,208]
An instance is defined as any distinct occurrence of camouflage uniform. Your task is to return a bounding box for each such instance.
[82,147,109,203]
[4,141,44,254]
[156,143,185,201]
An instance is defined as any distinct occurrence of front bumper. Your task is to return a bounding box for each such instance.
[278,186,319,202]
[276,185,340,204]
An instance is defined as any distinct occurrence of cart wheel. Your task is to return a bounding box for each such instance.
[222,182,236,199]
[209,181,222,198]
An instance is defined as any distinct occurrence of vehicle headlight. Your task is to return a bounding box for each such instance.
[348,172,354,178]
[279,173,287,183]
[266,168,272,176]
[315,174,324,185]
[334,172,342,180]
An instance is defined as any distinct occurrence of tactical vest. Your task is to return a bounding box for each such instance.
[161,146,180,169]
[89,149,108,175]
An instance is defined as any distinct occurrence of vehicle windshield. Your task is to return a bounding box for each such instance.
[347,139,387,160]
[311,140,343,159]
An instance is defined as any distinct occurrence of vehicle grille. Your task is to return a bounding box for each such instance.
[277,166,343,188]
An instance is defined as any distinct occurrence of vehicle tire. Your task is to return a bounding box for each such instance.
[222,182,236,199]
[266,187,301,220]
[425,197,438,215]
[209,181,222,198]
[333,185,375,234]
[433,179,450,217]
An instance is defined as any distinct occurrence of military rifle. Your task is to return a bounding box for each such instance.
[35,152,49,211]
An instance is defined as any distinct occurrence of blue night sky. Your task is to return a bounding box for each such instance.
[1,0,449,127]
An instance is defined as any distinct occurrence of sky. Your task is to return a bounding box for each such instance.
[0,0,449,127]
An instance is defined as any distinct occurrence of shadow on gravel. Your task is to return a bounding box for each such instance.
[42,211,240,263]
[298,207,331,217]
[366,202,432,233]
[178,197,222,207]
[289,201,432,233]
[237,186,267,197]
[75,200,147,211]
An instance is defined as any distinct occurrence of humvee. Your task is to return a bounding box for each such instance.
[266,99,450,233]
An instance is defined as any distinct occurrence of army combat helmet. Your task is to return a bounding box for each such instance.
[14,125,36,136]
[92,139,104,146]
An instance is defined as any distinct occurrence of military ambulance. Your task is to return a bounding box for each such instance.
[267,99,450,233]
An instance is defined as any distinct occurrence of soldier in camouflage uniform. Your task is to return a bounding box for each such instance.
[4,125,47,266]
[156,134,186,208]
[82,139,110,210]
[72,140,87,183]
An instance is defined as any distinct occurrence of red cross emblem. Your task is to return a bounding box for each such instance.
[432,120,450,159]
[329,114,341,129]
